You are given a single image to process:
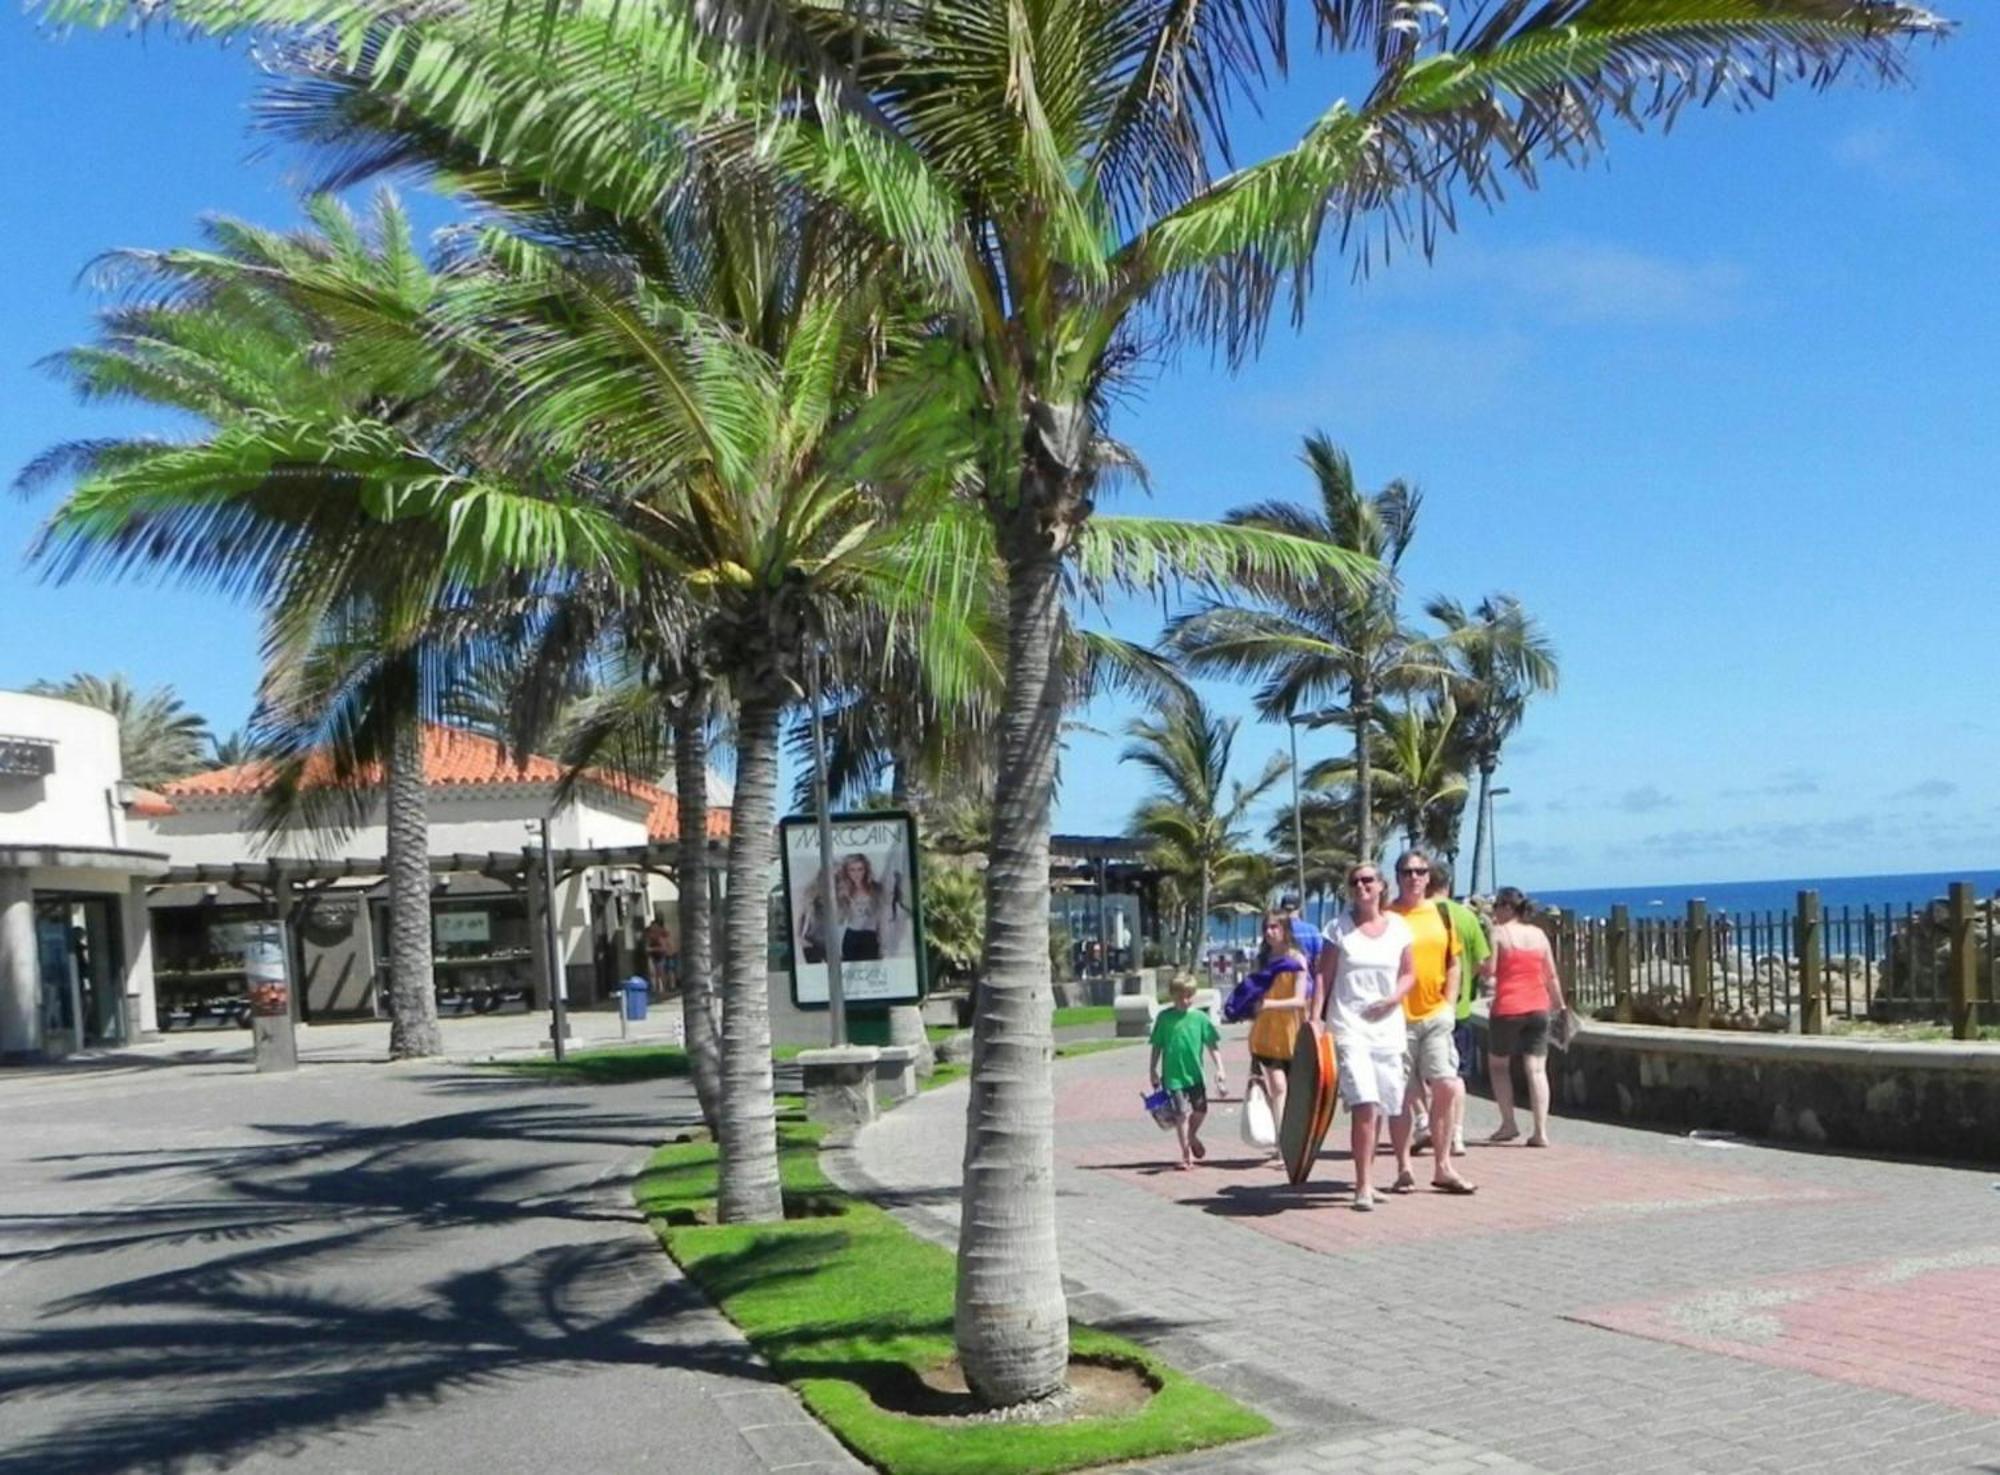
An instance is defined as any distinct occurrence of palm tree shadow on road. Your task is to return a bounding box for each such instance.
[0,1079,760,1475]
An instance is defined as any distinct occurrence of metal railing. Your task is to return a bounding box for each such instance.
[1552,881,1997,1037]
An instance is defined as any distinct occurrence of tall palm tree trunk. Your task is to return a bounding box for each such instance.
[1469,757,1496,895]
[956,527,1069,1407]
[1352,685,1376,866]
[385,713,442,1059]
[674,695,722,1131]
[716,686,784,1224]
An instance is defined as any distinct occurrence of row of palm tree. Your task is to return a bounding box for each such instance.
[1122,434,1560,937]
[27,0,1950,1411]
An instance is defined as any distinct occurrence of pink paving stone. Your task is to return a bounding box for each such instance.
[1061,1037,1846,1250]
[1575,1258,2000,1417]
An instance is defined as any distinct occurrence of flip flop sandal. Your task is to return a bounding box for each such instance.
[1487,1127,1521,1144]
[1388,1172,1417,1195]
[1433,1177,1479,1195]
[1525,1136,1550,1148]
[1191,1139,1207,1160]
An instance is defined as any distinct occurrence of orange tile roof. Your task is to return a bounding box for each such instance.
[160,724,731,842]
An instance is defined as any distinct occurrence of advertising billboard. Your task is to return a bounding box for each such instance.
[779,811,926,1008]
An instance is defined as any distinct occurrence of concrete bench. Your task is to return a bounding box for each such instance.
[1113,994,1157,1038]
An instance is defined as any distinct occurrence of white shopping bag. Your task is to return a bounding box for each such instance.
[1239,1076,1276,1149]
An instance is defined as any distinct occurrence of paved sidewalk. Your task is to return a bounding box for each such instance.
[841,1029,2000,1474]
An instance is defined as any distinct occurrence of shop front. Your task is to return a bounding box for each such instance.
[0,693,169,1059]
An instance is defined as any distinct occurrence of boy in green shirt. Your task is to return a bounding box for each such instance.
[1149,978,1224,1170]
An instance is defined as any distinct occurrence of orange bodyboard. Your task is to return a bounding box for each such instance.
[1278,1019,1338,1185]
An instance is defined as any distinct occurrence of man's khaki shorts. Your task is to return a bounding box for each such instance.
[1407,1011,1459,1085]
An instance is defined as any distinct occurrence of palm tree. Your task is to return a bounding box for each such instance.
[44,0,1950,1407]
[1265,795,1359,921]
[208,728,254,768]
[1123,693,1288,967]
[1171,435,1451,865]
[432,211,991,1223]
[25,673,212,786]
[1310,698,1469,855]
[21,194,493,1060]
[1428,595,1559,894]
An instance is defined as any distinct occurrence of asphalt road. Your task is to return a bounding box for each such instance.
[0,1052,841,1475]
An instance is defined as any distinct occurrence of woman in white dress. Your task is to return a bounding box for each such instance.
[1316,861,1417,1212]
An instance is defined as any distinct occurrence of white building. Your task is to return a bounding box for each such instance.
[136,725,730,1026]
[0,691,170,1056]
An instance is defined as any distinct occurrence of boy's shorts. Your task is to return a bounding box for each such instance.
[1336,1047,1406,1116]
[1164,1084,1208,1121]
[1407,1012,1459,1084]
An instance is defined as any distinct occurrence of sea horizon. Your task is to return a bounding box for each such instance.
[1527,866,2000,921]
[1245,865,2000,943]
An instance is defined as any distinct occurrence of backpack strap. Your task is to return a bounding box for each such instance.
[1436,900,1459,956]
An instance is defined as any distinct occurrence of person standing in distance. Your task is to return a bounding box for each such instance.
[1387,850,1477,1194]
[1318,861,1415,1211]
[1279,891,1322,970]
[1426,859,1491,1157]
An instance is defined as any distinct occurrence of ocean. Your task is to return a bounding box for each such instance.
[1209,867,2000,950]
[1531,868,2000,920]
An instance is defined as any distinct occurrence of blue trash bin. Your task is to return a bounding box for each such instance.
[622,976,650,1022]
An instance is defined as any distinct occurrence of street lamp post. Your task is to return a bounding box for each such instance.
[529,806,570,1062]
[804,646,848,1047]
[1286,715,1307,905]
[1284,709,1341,916]
[1487,786,1512,893]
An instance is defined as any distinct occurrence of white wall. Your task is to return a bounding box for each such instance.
[0,693,125,850]
[137,783,655,867]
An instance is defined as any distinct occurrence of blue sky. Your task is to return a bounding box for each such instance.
[2,12,1993,891]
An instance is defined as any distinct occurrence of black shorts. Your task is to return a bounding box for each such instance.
[1490,1011,1551,1058]
[1166,1084,1208,1120]
[1251,1053,1290,1074]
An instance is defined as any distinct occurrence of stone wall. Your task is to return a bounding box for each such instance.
[1473,1015,2000,1165]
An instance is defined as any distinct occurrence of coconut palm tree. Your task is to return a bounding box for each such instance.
[1171,435,1452,865]
[1124,692,1289,967]
[1265,795,1360,922]
[1427,594,1559,894]
[25,673,213,786]
[38,0,1951,1406]
[1310,697,1469,855]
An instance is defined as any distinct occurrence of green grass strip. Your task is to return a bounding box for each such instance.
[1051,1005,1114,1029]
[635,1121,1267,1475]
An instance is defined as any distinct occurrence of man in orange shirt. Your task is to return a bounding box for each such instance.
[1387,850,1477,1194]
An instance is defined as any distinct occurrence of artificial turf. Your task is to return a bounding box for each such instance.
[635,1115,1267,1475]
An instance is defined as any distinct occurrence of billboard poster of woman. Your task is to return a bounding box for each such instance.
[780,812,926,1006]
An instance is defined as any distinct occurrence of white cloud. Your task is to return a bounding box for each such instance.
[1619,785,1676,815]
[1832,123,1958,195]
[1359,236,1747,328]
[1890,779,1957,802]
[1478,240,1747,329]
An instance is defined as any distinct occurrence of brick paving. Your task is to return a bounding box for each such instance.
[836,1030,2000,1474]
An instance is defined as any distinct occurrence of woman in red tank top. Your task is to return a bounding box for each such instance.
[1481,887,1567,1147]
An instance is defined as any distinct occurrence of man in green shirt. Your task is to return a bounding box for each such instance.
[1149,978,1223,1170]
[1427,861,1491,1157]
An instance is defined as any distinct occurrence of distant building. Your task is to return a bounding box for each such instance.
[0,690,171,1056]
[136,725,730,1028]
